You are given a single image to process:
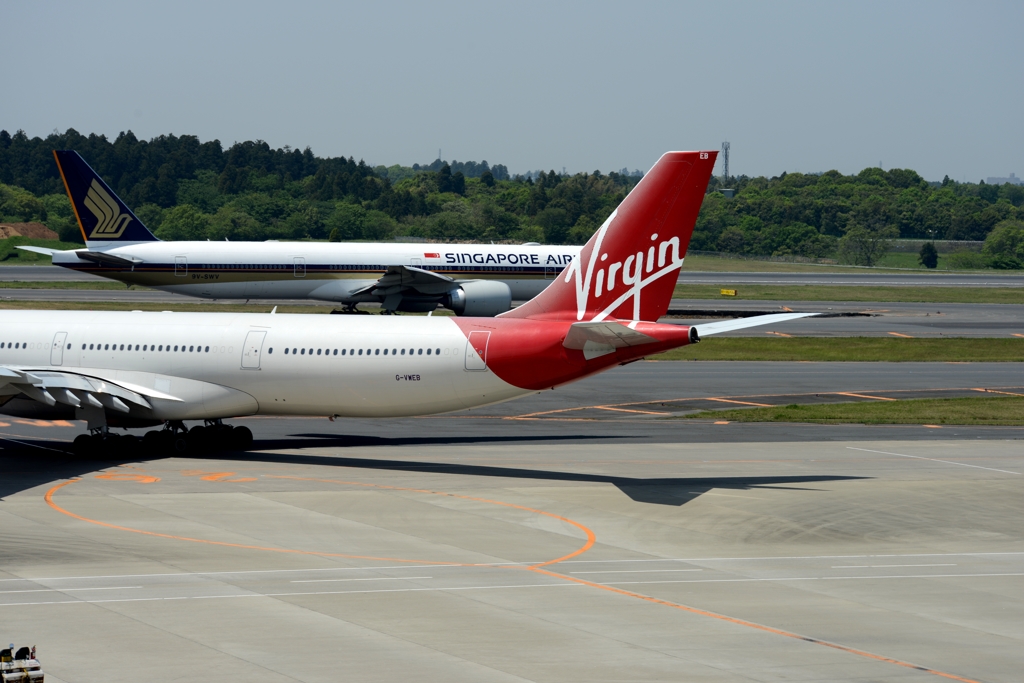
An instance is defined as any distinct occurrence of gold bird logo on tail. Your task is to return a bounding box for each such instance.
[84,179,132,238]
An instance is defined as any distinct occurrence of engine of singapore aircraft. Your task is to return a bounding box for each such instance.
[25,151,582,316]
[1,150,816,453]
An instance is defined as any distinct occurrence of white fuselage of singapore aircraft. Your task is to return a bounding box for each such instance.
[48,241,581,311]
[31,151,582,316]
[1,151,816,449]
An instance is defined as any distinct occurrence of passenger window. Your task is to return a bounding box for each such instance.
[341,349,346,355]
[375,349,380,355]
[189,346,194,352]
[285,348,290,354]
[418,349,423,355]
[89,344,94,350]
[317,349,321,355]
[358,349,363,355]
[174,345,178,351]
[401,349,405,355]
[383,349,388,355]
[427,348,431,355]
[205,346,210,352]
[333,349,337,355]
[435,348,440,355]
[267,347,272,354]
[392,349,396,355]
[301,348,305,355]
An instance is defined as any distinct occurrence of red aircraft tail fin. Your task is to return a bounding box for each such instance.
[503,150,717,322]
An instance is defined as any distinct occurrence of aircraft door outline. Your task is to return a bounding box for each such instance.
[175,256,187,276]
[464,331,490,371]
[294,257,306,278]
[50,332,68,366]
[241,330,267,369]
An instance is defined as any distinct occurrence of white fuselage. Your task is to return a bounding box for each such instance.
[0,311,529,419]
[54,241,582,302]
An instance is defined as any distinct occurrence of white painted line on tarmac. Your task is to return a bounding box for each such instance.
[604,572,1024,585]
[3,552,1022,585]
[0,582,582,608]
[291,576,432,583]
[832,564,956,569]
[847,446,1021,475]
[0,586,141,594]
[571,569,703,575]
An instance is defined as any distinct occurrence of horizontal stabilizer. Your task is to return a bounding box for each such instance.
[563,321,659,350]
[15,246,62,256]
[692,312,818,338]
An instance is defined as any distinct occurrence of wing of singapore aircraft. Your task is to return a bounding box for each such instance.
[1,150,816,455]
[19,151,582,316]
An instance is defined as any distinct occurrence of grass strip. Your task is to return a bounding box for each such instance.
[682,395,1024,425]
[672,284,1024,305]
[652,337,1024,362]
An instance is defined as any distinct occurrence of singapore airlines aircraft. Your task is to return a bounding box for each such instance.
[1,150,814,455]
[21,151,582,316]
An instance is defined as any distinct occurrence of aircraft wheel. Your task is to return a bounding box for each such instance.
[188,426,209,453]
[100,433,122,457]
[170,434,190,455]
[231,426,253,451]
[73,434,95,457]
[121,434,140,453]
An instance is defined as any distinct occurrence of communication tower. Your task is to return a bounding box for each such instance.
[721,141,730,181]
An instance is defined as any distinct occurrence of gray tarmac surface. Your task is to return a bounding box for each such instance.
[3,359,1024,679]
[2,284,1022,337]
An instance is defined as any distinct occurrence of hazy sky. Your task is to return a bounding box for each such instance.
[2,1,1021,181]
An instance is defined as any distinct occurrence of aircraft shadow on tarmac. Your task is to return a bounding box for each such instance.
[229,441,866,506]
[1,434,867,506]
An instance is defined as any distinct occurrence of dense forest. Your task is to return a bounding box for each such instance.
[2,129,1023,267]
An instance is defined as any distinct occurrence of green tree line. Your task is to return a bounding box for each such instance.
[2,128,1023,267]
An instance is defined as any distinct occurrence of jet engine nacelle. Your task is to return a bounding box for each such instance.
[445,280,513,317]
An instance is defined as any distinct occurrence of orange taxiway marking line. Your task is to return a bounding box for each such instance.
[972,387,1024,397]
[705,398,774,407]
[765,331,792,337]
[1012,334,1024,338]
[47,475,979,682]
[525,566,982,683]
[888,332,914,338]
[268,475,595,568]
[834,392,897,401]
[594,406,668,416]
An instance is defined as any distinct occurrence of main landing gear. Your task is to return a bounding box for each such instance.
[72,420,253,457]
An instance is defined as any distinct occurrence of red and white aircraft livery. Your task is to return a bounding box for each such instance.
[0,150,814,454]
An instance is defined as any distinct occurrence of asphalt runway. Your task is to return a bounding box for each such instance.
[1,361,1022,682]
[2,284,1022,336]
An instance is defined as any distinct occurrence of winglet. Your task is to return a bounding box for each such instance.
[53,150,160,246]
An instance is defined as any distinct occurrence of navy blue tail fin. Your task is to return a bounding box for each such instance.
[53,150,159,246]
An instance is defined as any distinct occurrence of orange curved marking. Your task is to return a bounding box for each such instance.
[94,473,161,484]
[45,474,596,568]
[266,475,595,567]
[46,480,462,565]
